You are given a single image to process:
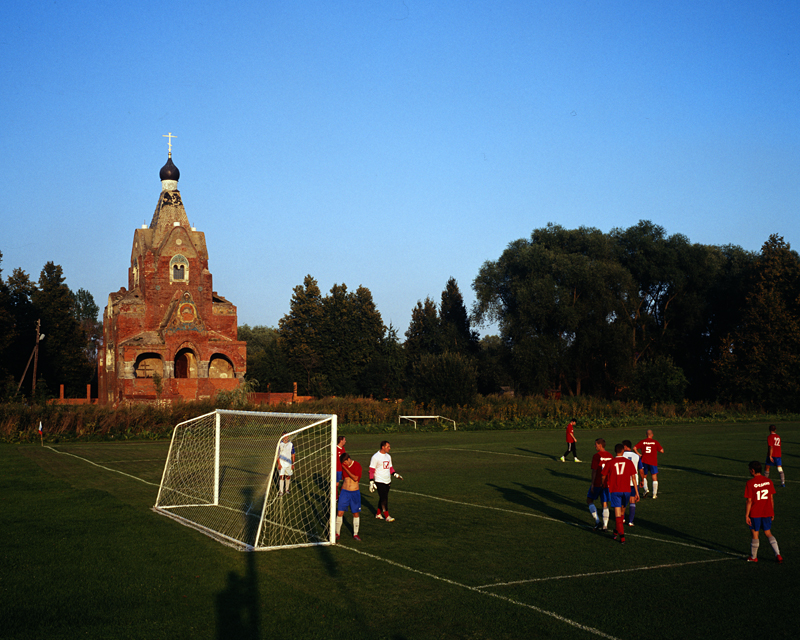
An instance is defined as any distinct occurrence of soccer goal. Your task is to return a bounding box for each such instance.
[153,409,337,551]
[399,415,457,430]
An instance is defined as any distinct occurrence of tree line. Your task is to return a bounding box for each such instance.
[0,253,100,400]
[245,220,800,411]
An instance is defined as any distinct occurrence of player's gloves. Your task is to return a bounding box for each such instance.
[393,473,403,480]
[369,480,377,493]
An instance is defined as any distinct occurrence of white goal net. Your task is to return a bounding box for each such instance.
[153,409,337,551]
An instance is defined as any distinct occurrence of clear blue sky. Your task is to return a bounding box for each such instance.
[2,1,798,337]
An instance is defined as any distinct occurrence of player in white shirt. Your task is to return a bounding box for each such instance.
[622,440,640,526]
[277,432,295,496]
[369,440,403,522]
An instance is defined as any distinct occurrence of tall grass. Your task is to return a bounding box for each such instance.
[0,395,790,442]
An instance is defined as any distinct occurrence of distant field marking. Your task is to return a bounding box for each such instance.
[44,446,160,487]
[340,545,622,640]
[476,556,737,589]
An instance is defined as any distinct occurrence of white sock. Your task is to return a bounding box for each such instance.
[751,539,759,558]
[589,504,598,522]
[285,477,291,491]
[279,477,285,492]
[642,478,649,492]
[353,516,360,535]
[336,516,342,535]
[602,508,609,528]
[653,480,658,497]
[769,536,781,556]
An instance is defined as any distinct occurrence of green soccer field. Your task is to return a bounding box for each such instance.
[2,421,798,640]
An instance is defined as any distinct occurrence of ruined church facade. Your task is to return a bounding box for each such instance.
[98,152,246,404]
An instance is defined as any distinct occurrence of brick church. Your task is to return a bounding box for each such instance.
[98,144,246,404]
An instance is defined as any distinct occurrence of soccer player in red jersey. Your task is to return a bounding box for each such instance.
[586,438,613,530]
[634,429,664,498]
[603,444,639,543]
[336,453,363,542]
[560,418,581,462]
[763,425,785,487]
[745,460,782,563]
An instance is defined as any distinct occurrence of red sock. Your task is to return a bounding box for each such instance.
[616,516,624,535]
[376,509,382,516]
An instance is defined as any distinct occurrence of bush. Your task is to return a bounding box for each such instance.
[629,355,688,405]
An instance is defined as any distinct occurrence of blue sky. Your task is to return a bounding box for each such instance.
[2,1,798,337]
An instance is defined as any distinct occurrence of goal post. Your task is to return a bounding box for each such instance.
[154,409,337,551]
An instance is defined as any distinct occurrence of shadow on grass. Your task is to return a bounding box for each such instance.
[216,487,261,640]
[487,482,581,525]
[627,515,742,555]
[515,447,562,460]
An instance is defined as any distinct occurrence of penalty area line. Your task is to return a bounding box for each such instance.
[338,545,622,640]
[476,556,737,589]
[44,446,159,487]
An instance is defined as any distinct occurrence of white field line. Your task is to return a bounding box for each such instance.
[380,485,739,556]
[476,556,737,589]
[339,545,623,640]
[44,446,160,487]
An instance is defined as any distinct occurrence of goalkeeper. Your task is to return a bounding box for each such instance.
[336,453,363,542]
[369,440,403,522]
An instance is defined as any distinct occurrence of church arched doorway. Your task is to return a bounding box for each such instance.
[174,348,198,378]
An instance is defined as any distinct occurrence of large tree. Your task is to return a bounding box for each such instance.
[715,235,800,409]
[439,277,480,357]
[473,224,635,396]
[31,262,94,397]
[278,275,324,394]
[278,276,386,397]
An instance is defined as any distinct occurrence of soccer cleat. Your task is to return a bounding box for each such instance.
[335,534,340,541]
[652,495,657,499]
[613,532,618,541]
[642,489,649,498]
[353,535,362,542]
[782,483,786,488]
[776,555,784,563]
[277,491,284,497]
[574,458,581,462]
[385,516,396,522]
[375,514,384,520]
[746,556,758,563]
[560,456,565,462]
[627,521,635,527]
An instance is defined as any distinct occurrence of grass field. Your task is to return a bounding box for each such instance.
[2,421,798,639]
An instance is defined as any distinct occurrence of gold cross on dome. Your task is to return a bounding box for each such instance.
[162,132,177,155]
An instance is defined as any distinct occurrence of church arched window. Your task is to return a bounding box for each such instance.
[170,254,189,282]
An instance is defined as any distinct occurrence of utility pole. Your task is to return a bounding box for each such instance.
[16,320,45,397]
[32,319,42,398]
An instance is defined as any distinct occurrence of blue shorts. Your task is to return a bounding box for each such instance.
[750,517,773,532]
[587,487,610,503]
[642,464,658,475]
[337,489,361,514]
[629,486,637,498]
[337,471,343,482]
[637,460,644,471]
[609,491,629,508]
[765,457,782,467]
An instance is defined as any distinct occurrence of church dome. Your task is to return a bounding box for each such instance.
[159,156,180,181]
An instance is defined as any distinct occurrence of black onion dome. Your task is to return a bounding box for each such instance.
[159,156,180,181]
